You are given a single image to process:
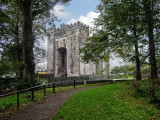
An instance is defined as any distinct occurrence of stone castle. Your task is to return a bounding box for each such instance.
[47,21,107,77]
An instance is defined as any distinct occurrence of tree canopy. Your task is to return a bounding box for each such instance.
[81,0,160,80]
[0,0,71,86]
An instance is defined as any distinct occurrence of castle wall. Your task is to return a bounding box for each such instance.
[47,22,107,77]
[47,30,54,73]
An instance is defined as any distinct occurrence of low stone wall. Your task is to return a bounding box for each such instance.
[54,79,133,87]
[54,76,89,82]
[37,73,160,84]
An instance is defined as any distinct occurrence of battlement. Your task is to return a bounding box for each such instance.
[56,21,88,31]
[53,21,89,38]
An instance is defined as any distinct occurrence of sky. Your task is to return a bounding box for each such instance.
[53,0,100,27]
[37,0,125,70]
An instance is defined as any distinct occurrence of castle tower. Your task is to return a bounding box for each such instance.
[47,21,98,77]
[47,21,110,77]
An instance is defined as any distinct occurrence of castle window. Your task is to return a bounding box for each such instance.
[63,39,65,46]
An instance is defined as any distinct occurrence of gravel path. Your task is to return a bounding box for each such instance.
[2,84,107,120]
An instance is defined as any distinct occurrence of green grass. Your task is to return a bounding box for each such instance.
[53,82,160,120]
[0,82,109,113]
[0,90,47,112]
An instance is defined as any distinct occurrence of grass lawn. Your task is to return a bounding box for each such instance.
[53,82,160,120]
[0,82,109,114]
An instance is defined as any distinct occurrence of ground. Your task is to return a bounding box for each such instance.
[1,82,160,120]
[1,84,106,120]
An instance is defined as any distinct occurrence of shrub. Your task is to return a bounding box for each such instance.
[10,78,30,90]
[132,79,160,103]
[132,79,150,97]
[10,77,42,91]
[150,78,160,103]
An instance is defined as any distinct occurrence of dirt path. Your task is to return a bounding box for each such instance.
[2,84,107,120]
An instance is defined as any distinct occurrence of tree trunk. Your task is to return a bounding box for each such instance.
[134,43,141,80]
[15,9,23,78]
[143,0,158,79]
[18,0,35,86]
[132,7,141,80]
[148,23,158,79]
[23,5,35,86]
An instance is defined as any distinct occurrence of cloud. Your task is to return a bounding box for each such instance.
[51,4,72,19]
[67,11,100,27]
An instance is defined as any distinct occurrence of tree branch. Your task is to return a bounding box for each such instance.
[32,0,60,18]
[16,0,24,15]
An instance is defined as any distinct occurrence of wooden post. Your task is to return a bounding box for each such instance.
[53,83,55,92]
[31,88,34,101]
[44,85,46,96]
[17,92,19,109]
[74,80,76,88]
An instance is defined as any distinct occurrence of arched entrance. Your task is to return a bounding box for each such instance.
[57,47,67,77]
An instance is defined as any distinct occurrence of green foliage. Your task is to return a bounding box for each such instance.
[0,0,71,84]
[54,82,160,120]
[10,79,30,90]
[132,80,151,98]
[0,58,13,77]
[81,0,147,80]
[81,0,160,79]
[132,79,160,103]
[0,45,22,77]
[111,64,136,76]
[0,1,23,78]
[80,30,109,63]
[141,65,150,74]
[150,79,160,102]
[111,64,153,78]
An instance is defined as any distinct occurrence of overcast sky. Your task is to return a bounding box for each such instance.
[38,0,125,70]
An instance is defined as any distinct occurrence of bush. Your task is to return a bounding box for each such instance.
[10,77,42,91]
[150,78,160,103]
[132,79,150,97]
[132,79,160,103]
[10,78,30,90]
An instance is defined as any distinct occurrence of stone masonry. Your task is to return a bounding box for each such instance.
[47,21,107,77]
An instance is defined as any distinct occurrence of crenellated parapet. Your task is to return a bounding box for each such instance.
[54,21,89,39]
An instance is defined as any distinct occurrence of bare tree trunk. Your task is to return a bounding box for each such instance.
[23,4,35,86]
[17,0,35,86]
[134,43,141,80]
[133,6,141,80]
[148,24,158,79]
[143,0,158,79]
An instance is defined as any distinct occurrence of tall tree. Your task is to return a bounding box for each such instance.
[82,0,160,80]
[142,0,159,79]
[14,0,70,86]
[81,0,145,80]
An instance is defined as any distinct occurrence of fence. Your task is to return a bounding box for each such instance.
[0,79,132,110]
[0,73,142,94]
[0,82,56,109]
